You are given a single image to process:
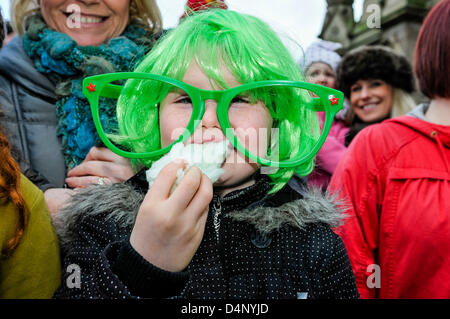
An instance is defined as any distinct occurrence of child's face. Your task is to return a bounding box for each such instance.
[159,61,274,193]
[305,62,336,89]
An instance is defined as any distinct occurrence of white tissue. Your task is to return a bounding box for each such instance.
[146,140,230,191]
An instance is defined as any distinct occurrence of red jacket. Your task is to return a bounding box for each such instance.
[329,114,450,299]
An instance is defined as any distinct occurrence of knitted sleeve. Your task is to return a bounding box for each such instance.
[0,176,61,298]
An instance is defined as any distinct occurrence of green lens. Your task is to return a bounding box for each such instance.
[226,85,324,168]
[97,78,194,155]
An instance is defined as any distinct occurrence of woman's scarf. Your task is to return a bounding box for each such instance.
[23,14,157,168]
[345,114,390,146]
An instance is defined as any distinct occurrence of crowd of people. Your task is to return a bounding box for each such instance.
[0,0,448,300]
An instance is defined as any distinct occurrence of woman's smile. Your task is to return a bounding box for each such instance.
[40,0,130,46]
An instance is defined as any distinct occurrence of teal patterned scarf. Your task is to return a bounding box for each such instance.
[23,14,157,168]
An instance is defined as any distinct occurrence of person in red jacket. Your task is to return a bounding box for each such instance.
[329,0,450,299]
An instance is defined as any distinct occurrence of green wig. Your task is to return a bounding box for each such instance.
[116,9,319,193]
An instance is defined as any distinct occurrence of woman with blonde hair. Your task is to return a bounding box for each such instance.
[336,45,416,146]
[0,0,162,214]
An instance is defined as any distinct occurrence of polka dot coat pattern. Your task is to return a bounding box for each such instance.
[53,173,359,299]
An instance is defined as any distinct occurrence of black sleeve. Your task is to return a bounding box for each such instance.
[111,241,189,298]
[23,168,56,191]
[53,214,189,299]
[316,230,360,299]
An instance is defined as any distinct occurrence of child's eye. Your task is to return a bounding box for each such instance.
[174,95,192,104]
[231,96,251,105]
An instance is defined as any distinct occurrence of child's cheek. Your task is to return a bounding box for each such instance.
[159,120,185,147]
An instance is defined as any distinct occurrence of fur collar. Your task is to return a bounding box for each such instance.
[53,182,346,247]
[229,187,346,235]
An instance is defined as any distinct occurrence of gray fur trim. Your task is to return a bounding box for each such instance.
[53,184,346,245]
[53,183,144,248]
[228,187,348,235]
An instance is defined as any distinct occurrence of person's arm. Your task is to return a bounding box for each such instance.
[48,147,135,216]
[109,241,190,298]
[0,176,61,298]
[53,214,189,299]
[54,160,212,299]
[316,229,360,299]
[329,127,385,299]
[315,116,349,174]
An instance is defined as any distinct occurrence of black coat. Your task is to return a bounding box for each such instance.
[53,173,359,299]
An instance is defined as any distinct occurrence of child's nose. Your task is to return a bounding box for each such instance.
[317,73,326,82]
[190,100,224,144]
[201,100,220,128]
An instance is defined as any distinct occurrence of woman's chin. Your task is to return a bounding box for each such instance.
[355,110,385,123]
[72,36,105,46]
[65,30,110,46]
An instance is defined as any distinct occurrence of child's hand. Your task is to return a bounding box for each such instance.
[130,160,213,272]
[44,188,76,216]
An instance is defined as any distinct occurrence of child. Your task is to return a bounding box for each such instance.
[302,40,349,190]
[53,9,358,299]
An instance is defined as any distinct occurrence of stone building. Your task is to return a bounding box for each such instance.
[319,0,441,101]
[319,0,440,62]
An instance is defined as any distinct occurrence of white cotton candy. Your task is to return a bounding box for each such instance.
[145,140,230,192]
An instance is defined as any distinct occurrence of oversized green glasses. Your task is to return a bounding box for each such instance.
[82,72,343,168]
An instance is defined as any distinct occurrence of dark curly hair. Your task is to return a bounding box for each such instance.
[336,45,415,99]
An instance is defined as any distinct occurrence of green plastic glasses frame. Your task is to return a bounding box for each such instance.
[82,72,344,168]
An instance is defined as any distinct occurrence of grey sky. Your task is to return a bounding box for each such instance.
[1,0,364,60]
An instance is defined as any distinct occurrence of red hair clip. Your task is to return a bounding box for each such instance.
[180,0,228,20]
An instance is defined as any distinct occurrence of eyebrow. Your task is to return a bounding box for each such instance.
[168,87,188,95]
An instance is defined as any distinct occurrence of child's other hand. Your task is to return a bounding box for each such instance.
[44,188,76,216]
[130,160,213,272]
